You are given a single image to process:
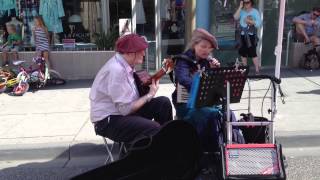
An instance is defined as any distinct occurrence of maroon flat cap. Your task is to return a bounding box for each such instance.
[192,28,218,49]
[115,33,148,53]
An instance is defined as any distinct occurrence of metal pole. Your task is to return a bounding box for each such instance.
[101,0,110,33]
[155,0,161,70]
[131,0,137,33]
[270,84,277,144]
[227,82,232,144]
[247,80,251,114]
[285,30,292,67]
[141,36,149,71]
[275,0,286,79]
[272,0,286,144]
[185,0,196,43]
[257,0,264,67]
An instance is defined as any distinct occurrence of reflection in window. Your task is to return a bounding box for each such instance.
[211,0,238,49]
[60,0,102,44]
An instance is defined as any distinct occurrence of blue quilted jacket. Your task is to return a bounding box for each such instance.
[172,49,211,104]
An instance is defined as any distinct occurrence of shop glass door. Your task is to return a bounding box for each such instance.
[134,0,156,71]
[157,0,186,67]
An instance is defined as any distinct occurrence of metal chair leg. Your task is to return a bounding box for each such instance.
[102,137,114,164]
[102,137,128,164]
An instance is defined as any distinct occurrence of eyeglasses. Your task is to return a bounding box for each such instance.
[313,12,320,17]
[243,1,251,4]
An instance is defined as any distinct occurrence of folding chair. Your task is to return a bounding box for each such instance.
[101,137,127,164]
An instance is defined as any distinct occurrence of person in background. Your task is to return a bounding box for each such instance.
[292,7,320,46]
[33,16,51,69]
[1,24,22,66]
[90,33,173,144]
[172,28,222,152]
[234,0,262,74]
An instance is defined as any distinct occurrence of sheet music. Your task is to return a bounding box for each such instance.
[177,83,189,103]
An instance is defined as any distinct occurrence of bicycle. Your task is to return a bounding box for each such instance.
[0,77,6,93]
[9,60,31,96]
[12,56,66,95]
[0,67,17,92]
[7,57,46,95]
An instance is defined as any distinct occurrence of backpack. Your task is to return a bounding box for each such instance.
[239,113,268,143]
[301,48,320,70]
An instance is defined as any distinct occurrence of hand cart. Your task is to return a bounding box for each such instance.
[220,73,286,180]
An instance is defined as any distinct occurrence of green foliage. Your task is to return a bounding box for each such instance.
[94,27,119,50]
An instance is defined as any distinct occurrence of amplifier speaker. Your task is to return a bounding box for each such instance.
[221,144,286,180]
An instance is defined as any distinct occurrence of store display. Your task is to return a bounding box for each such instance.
[39,0,65,33]
[0,0,18,16]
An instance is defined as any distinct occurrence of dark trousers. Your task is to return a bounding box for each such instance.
[94,96,173,143]
[239,34,258,58]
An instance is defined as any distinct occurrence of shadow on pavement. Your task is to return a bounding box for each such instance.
[0,141,222,180]
[296,89,320,95]
[246,67,320,79]
[281,68,320,79]
[0,143,106,180]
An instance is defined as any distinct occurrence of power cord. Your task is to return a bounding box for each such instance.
[261,82,272,117]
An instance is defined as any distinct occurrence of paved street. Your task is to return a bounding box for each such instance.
[0,68,320,179]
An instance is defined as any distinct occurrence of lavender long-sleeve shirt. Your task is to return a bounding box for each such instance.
[89,53,139,123]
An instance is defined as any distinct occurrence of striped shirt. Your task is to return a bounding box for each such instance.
[34,27,49,51]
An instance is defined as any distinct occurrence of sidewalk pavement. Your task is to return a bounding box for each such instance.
[0,68,320,169]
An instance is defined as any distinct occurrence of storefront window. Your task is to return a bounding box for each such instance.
[263,0,320,66]
[62,0,102,43]
[0,0,105,51]
[210,1,239,64]
[211,1,238,50]
[160,0,186,58]
[211,0,320,66]
[55,0,103,50]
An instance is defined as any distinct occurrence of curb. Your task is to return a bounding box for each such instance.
[1,134,320,161]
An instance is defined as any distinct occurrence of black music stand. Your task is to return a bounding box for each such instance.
[195,66,249,108]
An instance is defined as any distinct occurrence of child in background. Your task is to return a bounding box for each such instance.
[1,24,22,66]
[32,16,51,69]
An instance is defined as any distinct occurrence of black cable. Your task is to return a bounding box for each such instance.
[247,80,271,143]
[261,82,272,118]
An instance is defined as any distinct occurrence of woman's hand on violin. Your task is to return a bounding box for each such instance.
[148,79,159,97]
[209,58,221,68]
